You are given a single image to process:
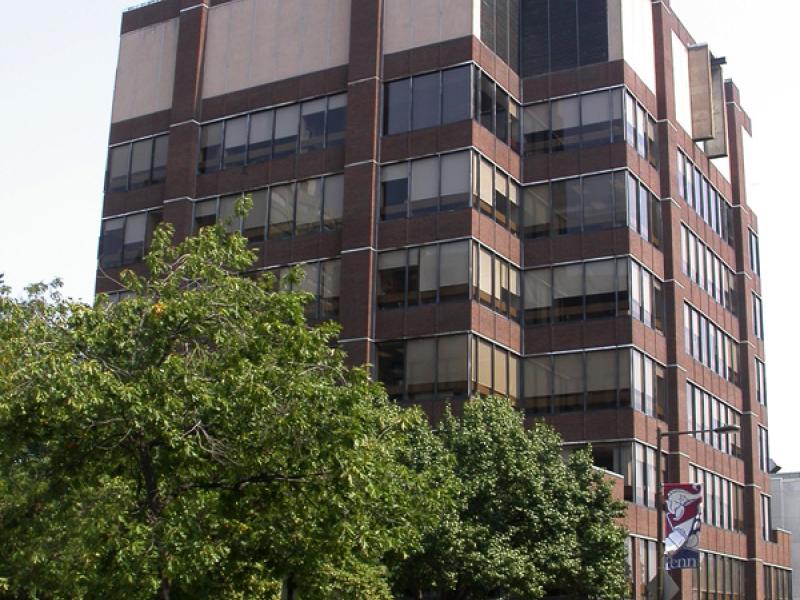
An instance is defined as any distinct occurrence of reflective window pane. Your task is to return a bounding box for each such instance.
[442,66,472,124]
[223,116,248,168]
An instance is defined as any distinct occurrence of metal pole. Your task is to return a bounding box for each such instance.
[656,428,664,600]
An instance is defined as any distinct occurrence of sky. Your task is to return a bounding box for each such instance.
[0,1,797,470]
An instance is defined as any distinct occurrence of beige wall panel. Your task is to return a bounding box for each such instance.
[202,0,351,100]
[111,18,179,123]
[383,0,474,55]
[671,32,693,137]
[606,0,623,62]
[621,0,656,93]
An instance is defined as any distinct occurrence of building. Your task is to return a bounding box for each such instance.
[97,0,792,597]
[772,473,800,599]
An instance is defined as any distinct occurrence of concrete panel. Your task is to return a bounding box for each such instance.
[383,0,474,55]
[671,32,693,137]
[705,61,729,158]
[202,0,351,100]
[111,18,179,123]
[688,44,713,141]
[607,0,623,62]
[621,0,656,93]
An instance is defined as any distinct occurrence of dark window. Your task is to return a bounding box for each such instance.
[321,260,341,320]
[496,0,509,63]
[496,88,509,143]
[439,241,470,302]
[586,350,617,409]
[521,0,549,76]
[578,0,609,65]
[481,0,496,49]
[194,199,217,231]
[438,335,469,400]
[326,94,347,147]
[199,123,223,174]
[549,0,578,72]
[381,163,409,220]
[248,110,274,163]
[122,213,147,264]
[273,105,300,159]
[551,178,581,235]
[299,98,327,153]
[580,91,611,147]
[523,103,550,155]
[480,73,495,132]
[582,173,614,231]
[129,139,153,189]
[412,72,441,130]
[551,96,580,151]
[524,268,551,325]
[377,341,405,400]
[553,353,583,412]
[151,135,168,183]
[108,145,130,193]
[242,189,268,242]
[524,356,552,415]
[407,338,436,402]
[495,172,509,227]
[385,79,411,135]
[223,116,248,168]
[377,250,407,309]
[523,184,549,239]
[509,102,521,152]
[442,66,472,124]
[99,218,124,268]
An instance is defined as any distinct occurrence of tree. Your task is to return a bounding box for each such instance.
[0,210,449,600]
[391,396,629,600]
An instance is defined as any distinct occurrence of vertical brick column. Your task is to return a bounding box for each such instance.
[338,0,383,366]
[164,0,210,241]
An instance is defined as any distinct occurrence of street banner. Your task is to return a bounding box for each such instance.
[663,483,703,571]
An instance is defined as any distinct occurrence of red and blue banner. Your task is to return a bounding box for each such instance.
[664,483,703,570]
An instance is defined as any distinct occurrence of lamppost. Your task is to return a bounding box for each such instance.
[655,424,741,600]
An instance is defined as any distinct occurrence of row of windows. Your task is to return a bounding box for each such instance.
[520,0,609,78]
[749,230,762,276]
[524,170,663,247]
[689,465,745,533]
[376,334,518,404]
[475,68,522,152]
[107,134,169,193]
[193,175,344,242]
[756,358,768,406]
[266,259,341,322]
[525,348,665,418]
[753,293,765,340]
[676,151,735,246]
[763,565,793,600]
[524,88,658,168]
[681,225,738,314]
[377,241,522,322]
[198,93,346,174]
[685,382,743,458]
[759,426,770,473]
[480,0,520,73]
[99,210,163,268]
[575,442,663,508]
[690,552,748,600]
[683,303,740,385]
[523,257,664,332]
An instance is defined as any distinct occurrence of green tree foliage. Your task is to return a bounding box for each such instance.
[0,214,450,600]
[391,396,630,600]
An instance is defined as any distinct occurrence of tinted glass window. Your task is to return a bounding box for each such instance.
[323,175,344,230]
[299,98,327,153]
[410,157,439,216]
[523,103,550,155]
[439,241,470,302]
[248,111,274,163]
[385,79,411,135]
[581,91,610,147]
[377,342,405,400]
[223,116,248,168]
[326,94,347,147]
[412,73,441,130]
[199,122,223,173]
[151,135,168,183]
[551,96,580,151]
[381,163,409,220]
[521,0,549,76]
[579,0,609,65]
[268,184,294,239]
[100,218,125,268]
[295,179,323,236]
[243,189,268,242]
[496,88,509,143]
[523,184,549,239]
[582,173,614,230]
[109,145,130,192]
[549,0,578,71]
[480,73,495,132]
[130,139,153,189]
[553,353,583,412]
[440,151,471,210]
[273,105,300,159]
[442,66,472,124]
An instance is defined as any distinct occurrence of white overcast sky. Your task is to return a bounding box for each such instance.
[0,1,797,470]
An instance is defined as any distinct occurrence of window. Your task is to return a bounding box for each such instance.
[273,105,300,159]
[551,96,580,152]
[199,123,223,173]
[223,116,248,168]
[326,94,347,147]
[442,66,472,124]
[410,157,439,216]
[268,258,341,321]
[99,211,162,268]
[248,110,274,163]
[243,190,268,242]
[480,0,520,71]
[295,179,323,236]
[684,303,739,384]
[108,134,170,192]
[378,342,405,400]
[440,151,471,210]
[756,358,768,406]
[762,494,772,541]
[686,382,743,458]
[300,98,327,153]
[412,72,441,131]
[268,184,294,239]
[676,150,735,246]
[753,294,765,340]
[323,175,344,230]
[681,225,738,314]
[749,230,761,276]
[759,427,770,473]
[381,163,409,220]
